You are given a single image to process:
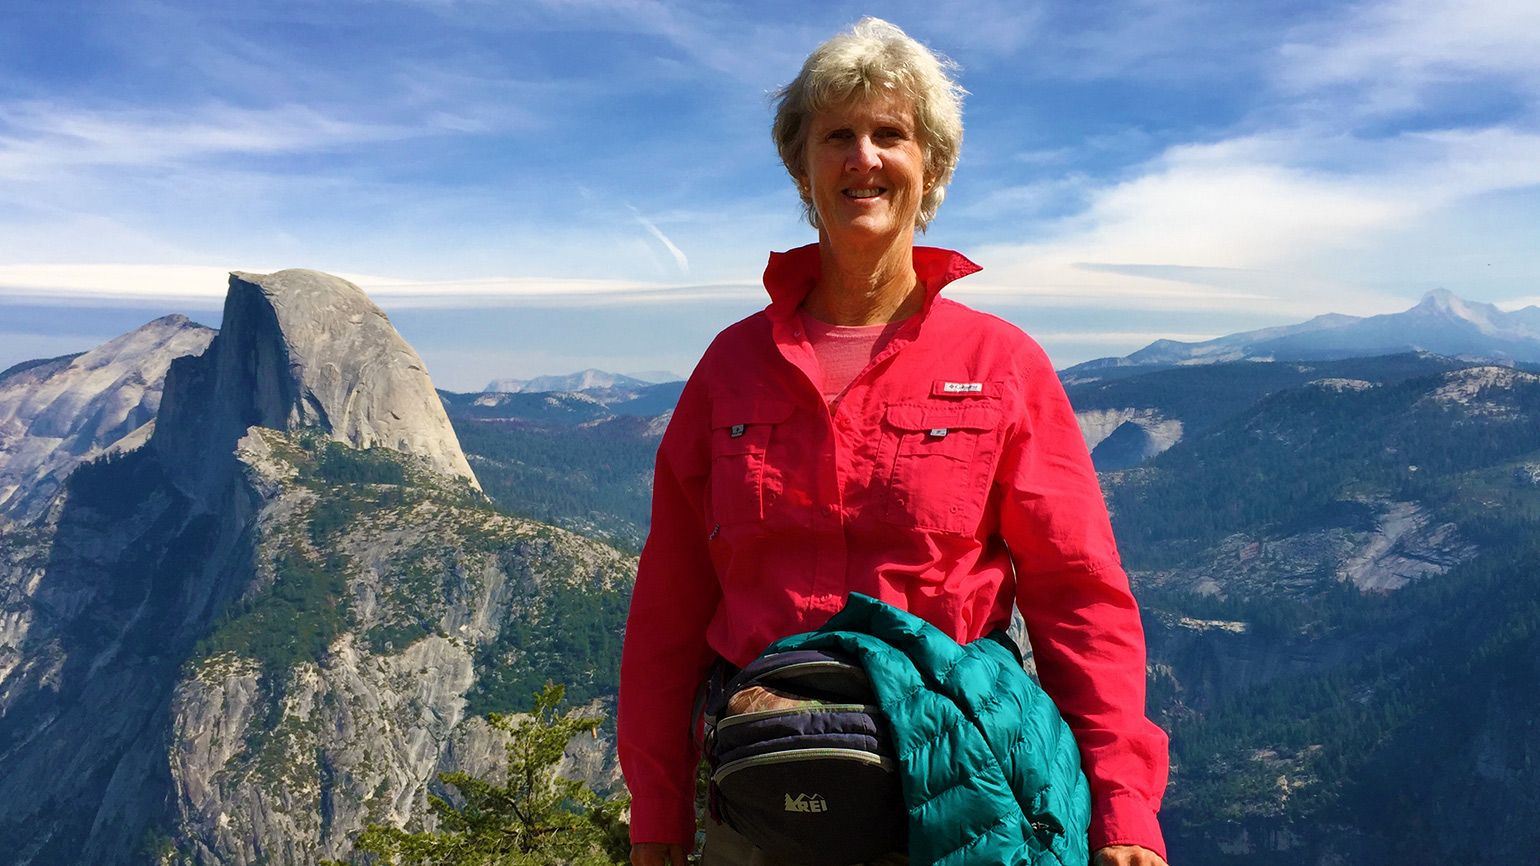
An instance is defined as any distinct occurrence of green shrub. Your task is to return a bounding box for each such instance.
[329,684,629,866]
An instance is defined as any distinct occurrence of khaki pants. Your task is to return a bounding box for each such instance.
[700,817,908,866]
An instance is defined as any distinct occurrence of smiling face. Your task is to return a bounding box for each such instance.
[798,92,929,249]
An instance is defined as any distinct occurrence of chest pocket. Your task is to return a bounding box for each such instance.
[709,397,794,525]
[879,401,1002,535]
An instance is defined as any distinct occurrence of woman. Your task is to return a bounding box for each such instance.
[620,18,1169,866]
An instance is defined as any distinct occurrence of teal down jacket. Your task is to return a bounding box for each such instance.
[768,593,1091,866]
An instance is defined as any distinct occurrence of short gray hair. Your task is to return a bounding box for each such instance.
[772,18,965,232]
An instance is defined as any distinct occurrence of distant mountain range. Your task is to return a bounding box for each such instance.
[441,380,683,427]
[483,368,680,394]
[1067,289,1540,376]
[467,289,1540,407]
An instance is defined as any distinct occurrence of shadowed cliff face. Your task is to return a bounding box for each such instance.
[153,269,478,503]
[0,446,256,863]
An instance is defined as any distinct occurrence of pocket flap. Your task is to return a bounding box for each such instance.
[711,397,795,429]
[885,402,1000,432]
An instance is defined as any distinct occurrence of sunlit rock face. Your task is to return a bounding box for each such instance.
[153,269,478,503]
[0,315,214,521]
[1075,407,1184,470]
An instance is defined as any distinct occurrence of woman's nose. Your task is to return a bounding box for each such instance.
[845,136,880,172]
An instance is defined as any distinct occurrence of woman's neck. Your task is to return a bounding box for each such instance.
[802,231,920,325]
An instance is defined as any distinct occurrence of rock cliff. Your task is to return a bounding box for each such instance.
[153,269,477,502]
[1074,407,1183,470]
[0,315,214,521]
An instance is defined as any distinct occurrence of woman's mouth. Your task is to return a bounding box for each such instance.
[843,187,885,199]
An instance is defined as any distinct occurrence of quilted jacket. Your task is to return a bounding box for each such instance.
[770,593,1091,866]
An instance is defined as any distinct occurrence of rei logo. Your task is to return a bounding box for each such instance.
[783,792,829,813]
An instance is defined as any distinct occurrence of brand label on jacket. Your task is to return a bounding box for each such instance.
[784,793,828,813]
[941,381,983,393]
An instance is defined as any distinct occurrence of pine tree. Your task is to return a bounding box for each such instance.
[332,684,630,865]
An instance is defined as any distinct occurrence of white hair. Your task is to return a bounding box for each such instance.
[772,18,966,231]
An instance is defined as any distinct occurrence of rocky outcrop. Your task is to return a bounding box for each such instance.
[160,427,631,864]
[170,636,478,864]
[1134,498,1476,602]
[1335,501,1473,592]
[1075,407,1183,469]
[1423,365,1540,416]
[1305,377,1375,392]
[0,315,214,521]
[153,269,478,501]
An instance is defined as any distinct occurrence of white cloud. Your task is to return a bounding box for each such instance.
[959,173,1094,220]
[0,102,432,180]
[0,264,247,301]
[899,0,1047,57]
[0,262,759,308]
[950,274,1277,312]
[1277,0,1540,114]
[629,207,690,274]
[361,277,755,308]
[968,113,1540,318]
[1026,329,1220,345]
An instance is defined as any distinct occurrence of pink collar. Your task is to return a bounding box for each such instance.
[760,243,983,322]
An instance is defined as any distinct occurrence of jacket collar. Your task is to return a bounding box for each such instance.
[761,243,982,322]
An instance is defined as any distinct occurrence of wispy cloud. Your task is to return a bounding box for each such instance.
[398,0,818,87]
[357,276,754,308]
[0,262,756,308]
[629,206,690,274]
[0,101,447,180]
[972,128,1540,316]
[0,264,250,301]
[951,276,1280,313]
[1276,0,1540,116]
[1029,329,1222,345]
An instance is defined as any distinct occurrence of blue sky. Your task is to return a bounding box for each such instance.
[2,0,1538,390]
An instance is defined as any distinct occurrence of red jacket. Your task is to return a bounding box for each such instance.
[619,244,1169,859]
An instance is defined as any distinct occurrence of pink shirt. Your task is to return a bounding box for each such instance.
[799,310,905,404]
